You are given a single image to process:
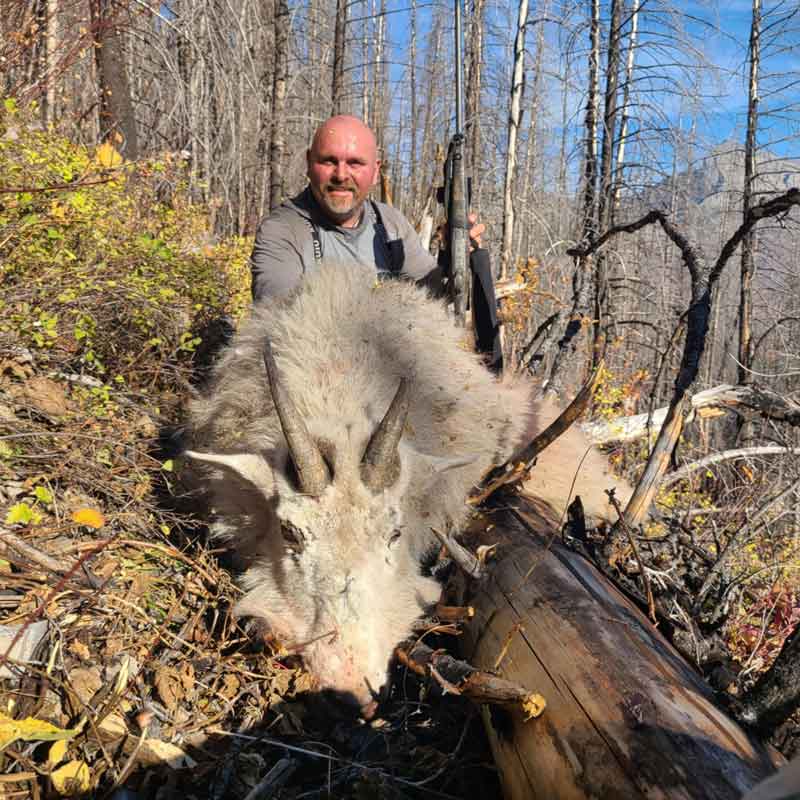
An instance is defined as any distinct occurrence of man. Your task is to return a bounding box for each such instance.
[250,115,485,301]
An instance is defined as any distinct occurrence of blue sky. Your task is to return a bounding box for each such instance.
[372,0,798,173]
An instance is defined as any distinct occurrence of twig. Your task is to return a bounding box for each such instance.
[694,477,800,611]
[661,445,796,489]
[429,527,485,579]
[606,490,656,623]
[0,528,100,587]
[0,535,116,675]
[395,640,546,720]
[242,758,297,800]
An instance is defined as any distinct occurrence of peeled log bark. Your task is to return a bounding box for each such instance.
[461,499,780,799]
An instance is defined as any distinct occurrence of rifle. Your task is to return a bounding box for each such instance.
[438,0,470,327]
[438,0,502,370]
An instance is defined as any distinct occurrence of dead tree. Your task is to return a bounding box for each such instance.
[567,188,800,535]
[89,0,139,158]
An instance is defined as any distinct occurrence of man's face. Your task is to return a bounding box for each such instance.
[307,120,380,228]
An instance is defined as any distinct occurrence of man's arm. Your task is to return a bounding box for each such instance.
[385,210,444,297]
[250,213,307,302]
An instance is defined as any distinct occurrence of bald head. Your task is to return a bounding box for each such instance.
[310,115,378,162]
[306,116,380,228]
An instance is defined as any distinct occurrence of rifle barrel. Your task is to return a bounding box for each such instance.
[454,0,464,134]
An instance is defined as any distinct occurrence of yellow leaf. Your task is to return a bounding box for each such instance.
[49,738,69,766]
[51,760,91,796]
[95,141,122,168]
[0,713,78,749]
[71,508,105,529]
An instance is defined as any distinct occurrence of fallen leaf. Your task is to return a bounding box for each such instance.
[179,662,195,692]
[97,712,127,739]
[95,141,123,167]
[0,713,78,749]
[5,501,36,525]
[155,666,183,711]
[48,738,69,766]
[51,759,91,796]
[522,692,547,721]
[220,673,240,700]
[66,666,102,709]
[8,377,72,417]
[71,508,105,529]
[68,640,91,661]
[137,739,197,769]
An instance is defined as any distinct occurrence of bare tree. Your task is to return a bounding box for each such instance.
[331,0,347,114]
[738,0,761,387]
[270,0,290,211]
[89,0,138,157]
[499,0,529,281]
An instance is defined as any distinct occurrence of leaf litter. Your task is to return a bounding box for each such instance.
[0,356,501,799]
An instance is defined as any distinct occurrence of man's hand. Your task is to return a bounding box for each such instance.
[467,212,485,251]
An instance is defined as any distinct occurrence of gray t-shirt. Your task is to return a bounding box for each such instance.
[315,201,393,271]
[250,188,440,301]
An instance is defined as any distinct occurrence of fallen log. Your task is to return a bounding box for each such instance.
[583,383,800,446]
[461,497,781,799]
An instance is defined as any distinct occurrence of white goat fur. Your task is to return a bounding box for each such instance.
[186,263,628,708]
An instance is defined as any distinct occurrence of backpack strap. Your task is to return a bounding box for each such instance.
[371,201,405,276]
[306,218,323,265]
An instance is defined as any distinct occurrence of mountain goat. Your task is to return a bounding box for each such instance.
[185,263,626,716]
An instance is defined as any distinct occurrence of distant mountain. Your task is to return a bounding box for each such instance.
[642,144,800,225]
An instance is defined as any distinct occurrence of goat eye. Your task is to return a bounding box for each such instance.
[282,521,305,548]
[387,529,402,549]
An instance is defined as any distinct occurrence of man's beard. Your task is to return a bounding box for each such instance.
[320,183,361,218]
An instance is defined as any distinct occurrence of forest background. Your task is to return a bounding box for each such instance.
[2,0,800,790]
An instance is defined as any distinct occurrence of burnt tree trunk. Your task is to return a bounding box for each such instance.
[592,0,622,368]
[331,0,347,115]
[89,0,138,158]
[738,0,761,387]
[461,498,780,799]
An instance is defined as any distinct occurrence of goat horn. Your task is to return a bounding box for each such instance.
[361,378,411,492]
[263,340,330,495]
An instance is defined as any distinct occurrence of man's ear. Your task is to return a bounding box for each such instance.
[372,159,382,187]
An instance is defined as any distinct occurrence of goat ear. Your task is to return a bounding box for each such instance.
[420,453,480,474]
[183,450,273,490]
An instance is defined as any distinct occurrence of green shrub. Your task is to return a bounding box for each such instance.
[0,100,251,392]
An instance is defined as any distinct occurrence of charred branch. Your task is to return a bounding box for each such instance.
[738,622,800,736]
[584,383,800,446]
[395,640,545,719]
